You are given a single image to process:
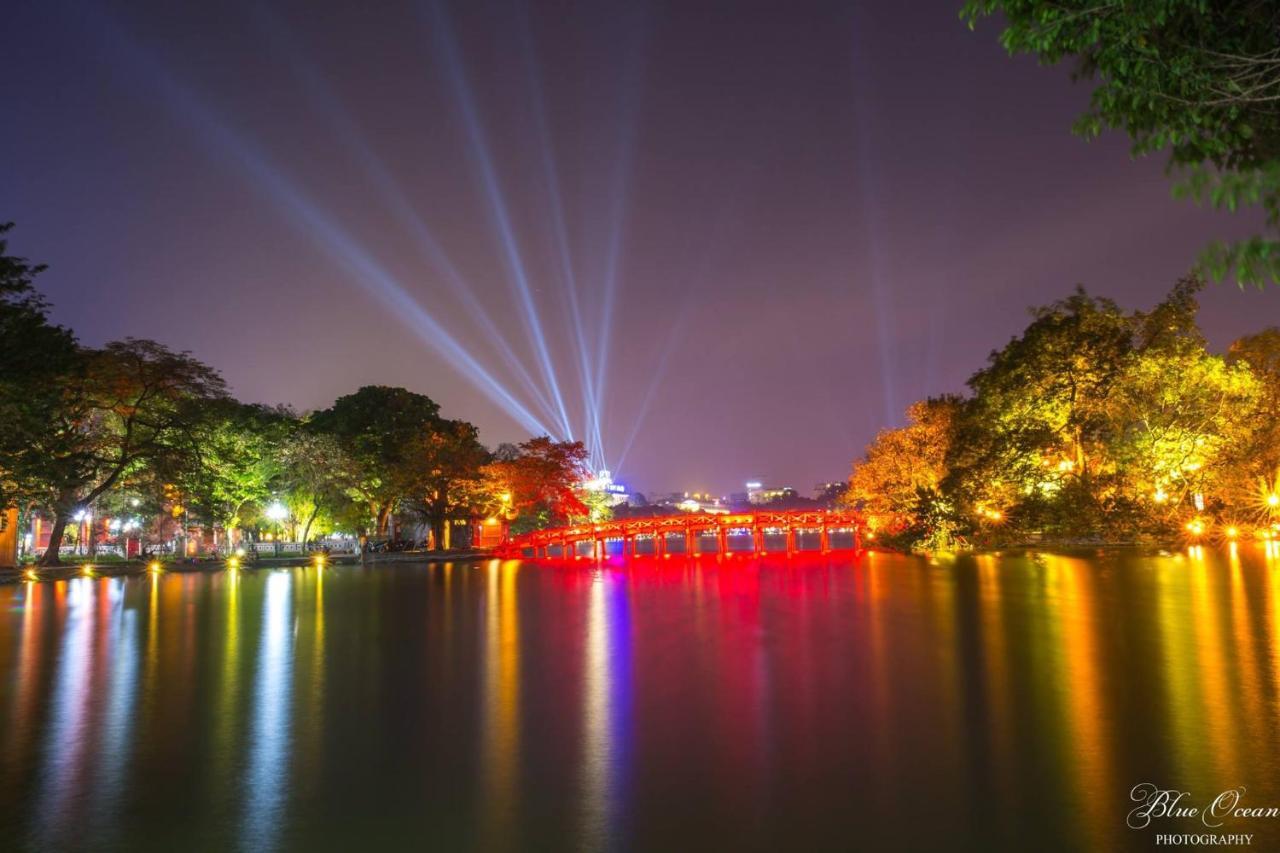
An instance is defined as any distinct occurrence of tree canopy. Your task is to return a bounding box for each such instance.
[484,437,591,534]
[35,339,230,563]
[0,222,80,510]
[307,385,447,535]
[962,0,1280,287]
[851,276,1277,549]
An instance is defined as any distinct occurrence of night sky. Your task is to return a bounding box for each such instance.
[3,0,1270,496]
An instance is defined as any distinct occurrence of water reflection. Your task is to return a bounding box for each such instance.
[579,569,632,851]
[1,549,1280,850]
[34,579,97,847]
[480,560,521,850]
[242,571,294,852]
[88,580,140,841]
[5,581,45,785]
[1045,555,1116,850]
[214,568,244,806]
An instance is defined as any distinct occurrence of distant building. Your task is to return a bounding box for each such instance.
[581,469,630,507]
[815,482,850,507]
[749,486,797,505]
[654,491,729,515]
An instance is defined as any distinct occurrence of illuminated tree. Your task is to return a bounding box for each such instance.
[945,288,1134,536]
[963,1,1280,286]
[1227,328,1280,482]
[277,430,362,543]
[181,402,294,545]
[402,419,491,549]
[35,339,229,565]
[483,437,590,534]
[875,278,1272,544]
[1107,283,1261,527]
[307,386,445,536]
[847,396,962,539]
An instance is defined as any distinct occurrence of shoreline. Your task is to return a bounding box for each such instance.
[1,540,1253,584]
[0,549,496,584]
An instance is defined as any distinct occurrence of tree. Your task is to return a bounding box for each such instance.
[307,386,445,535]
[0,223,81,511]
[1227,327,1280,482]
[402,419,491,549]
[36,339,228,565]
[483,438,590,534]
[962,1,1280,286]
[945,287,1135,536]
[847,396,963,545]
[277,430,362,543]
[845,277,1272,547]
[181,402,294,546]
[1106,281,1261,529]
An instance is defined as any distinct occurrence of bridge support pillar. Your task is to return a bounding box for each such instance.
[820,526,830,553]
[753,525,764,555]
[717,527,728,556]
[685,526,696,556]
[785,526,795,556]
[655,532,666,557]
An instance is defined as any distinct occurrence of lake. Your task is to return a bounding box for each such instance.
[3,547,1280,851]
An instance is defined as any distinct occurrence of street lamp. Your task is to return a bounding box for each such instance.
[73,508,93,556]
[266,501,288,555]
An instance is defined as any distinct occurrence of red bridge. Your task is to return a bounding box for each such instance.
[499,509,864,560]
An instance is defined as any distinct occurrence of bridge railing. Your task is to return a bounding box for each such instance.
[500,509,864,560]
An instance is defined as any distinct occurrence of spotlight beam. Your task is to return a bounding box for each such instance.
[421,0,575,442]
[613,310,688,476]
[86,8,557,439]
[612,200,740,476]
[588,19,649,470]
[851,18,897,424]
[516,9,607,469]
[249,5,565,432]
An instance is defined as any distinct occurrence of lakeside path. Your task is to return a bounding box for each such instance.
[0,549,494,584]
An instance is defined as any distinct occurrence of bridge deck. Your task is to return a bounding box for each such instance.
[499,509,864,559]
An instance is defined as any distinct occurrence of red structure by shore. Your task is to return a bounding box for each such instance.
[499,509,864,559]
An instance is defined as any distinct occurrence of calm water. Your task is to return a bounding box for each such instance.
[3,548,1280,851]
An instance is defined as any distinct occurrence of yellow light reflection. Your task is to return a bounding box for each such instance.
[974,555,1015,810]
[580,572,615,847]
[481,560,521,849]
[213,567,242,801]
[1226,542,1267,755]
[1047,555,1117,850]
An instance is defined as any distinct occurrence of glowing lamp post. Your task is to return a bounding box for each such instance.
[73,508,93,557]
[266,501,287,556]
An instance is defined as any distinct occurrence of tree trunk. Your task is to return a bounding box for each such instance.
[39,511,70,566]
[376,502,392,537]
[301,505,319,546]
[431,517,447,551]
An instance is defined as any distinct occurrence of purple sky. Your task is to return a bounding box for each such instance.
[3,0,1272,496]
